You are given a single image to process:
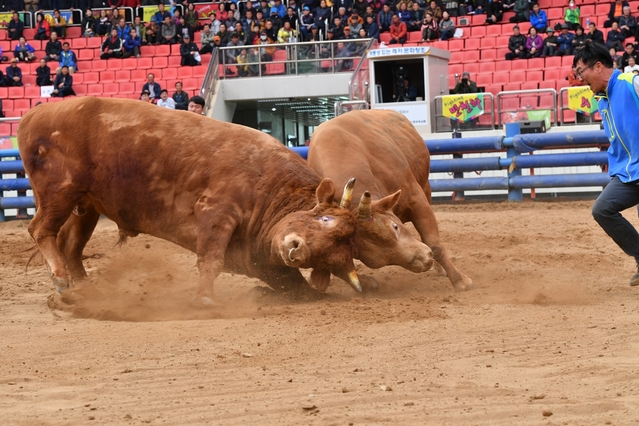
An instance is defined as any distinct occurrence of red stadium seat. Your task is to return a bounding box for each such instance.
[448,39,464,51]
[170,44,181,55]
[78,48,94,60]
[408,31,421,42]
[122,58,138,70]
[480,37,496,49]
[162,67,178,80]
[155,45,170,56]
[181,78,199,90]
[24,86,41,98]
[486,25,502,37]
[8,86,24,98]
[15,98,30,110]
[526,70,544,82]
[84,72,100,84]
[545,56,561,69]
[528,58,545,70]
[493,71,510,85]
[72,38,87,49]
[179,67,193,78]
[168,55,182,67]
[100,70,116,82]
[480,49,496,62]
[520,81,539,90]
[479,61,496,73]
[115,70,131,81]
[449,64,463,75]
[476,73,493,86]
[539,80,556,90]
[119,82,135,93]
[152,56,168,68]
[465,38,480,50]
[471,26,486,37]
[87,37,102,48]
[192,64,207,77]
[107,60,123,70]
[137,57,153,69]
[92,60,107,72]
[103,83,119,95]
[140,45,155,56]
[502,83,521,91]
[131,69,148,80]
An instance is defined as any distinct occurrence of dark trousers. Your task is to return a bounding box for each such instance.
[388,36,406,44]
[100,51,122,59]
[123,46,140,58]
[505,50,526,60]
[592,176,639,264]
[200,44,214,54]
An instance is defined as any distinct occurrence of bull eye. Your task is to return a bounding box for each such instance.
[318,215,334,224]
[392,222,400,235]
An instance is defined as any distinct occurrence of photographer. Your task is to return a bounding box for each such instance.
[393,78,417,102]
[453,71,478,94]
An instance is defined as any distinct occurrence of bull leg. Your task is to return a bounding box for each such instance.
[407,192,474,291]
[57,203,100,280]
[27,195,82,293]
[194,197,238,305]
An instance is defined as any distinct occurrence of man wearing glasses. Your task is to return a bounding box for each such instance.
[575,43,639,286]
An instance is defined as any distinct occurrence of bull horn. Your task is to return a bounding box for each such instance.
[358,191,372,220]
[339,178,356,209]
[347,270,362,293]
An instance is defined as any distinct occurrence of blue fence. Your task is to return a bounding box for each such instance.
[0,123,611,221]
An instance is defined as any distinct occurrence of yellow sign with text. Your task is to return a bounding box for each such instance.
[442,93,485,123]
[567,86,598,116]
[143,6,159,24]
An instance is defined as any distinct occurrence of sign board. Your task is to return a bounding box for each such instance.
[567,86,598,116]
[40,85,55,98]
[375,103,428,126]
[442,93,485,123]
[367,46,430,58]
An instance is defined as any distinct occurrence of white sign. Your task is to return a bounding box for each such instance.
[40,85,54,97]
[374,103,429,126]
[367,46,430,58]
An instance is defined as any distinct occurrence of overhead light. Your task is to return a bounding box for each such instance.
[272,108,276,111]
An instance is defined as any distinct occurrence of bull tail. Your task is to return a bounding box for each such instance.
[24,245,43,272]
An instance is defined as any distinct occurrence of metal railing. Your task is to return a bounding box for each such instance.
[348,38,377,103]
[432,93,496,133]
[199,46,220,117]
[496,88,558,128]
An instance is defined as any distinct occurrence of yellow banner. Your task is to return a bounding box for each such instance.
[442,93,485,123]
[567,86,598,116]
[0,13,12,29]
[143,6,159,24]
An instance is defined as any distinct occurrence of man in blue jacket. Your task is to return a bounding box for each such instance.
[555,24,574,56]
[575,43,639,285]
[5,58,22,86]
[529,3,547,32]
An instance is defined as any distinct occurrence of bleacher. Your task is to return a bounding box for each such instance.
[0,0,631,130]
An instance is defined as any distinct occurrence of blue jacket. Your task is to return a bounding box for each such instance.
[529,10,547,29]
[556,32,574,51]
[6,65,22,80]
[124,35,141,52]
[59,50,78,70]
[14,43,35,55]
[116,24,131,39]
[367,21,380,40]
[597,69,639,182]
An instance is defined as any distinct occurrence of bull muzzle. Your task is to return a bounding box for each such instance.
[280,233,310,267]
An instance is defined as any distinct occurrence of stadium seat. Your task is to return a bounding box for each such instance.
[87,83,104,96]
[476,73,493,86]
[0,123,11,135]
[539,80,556,90]
[431,41,447,50]
[408,31,421,42]
[545,56,561,69]
[115,70,131,81]
[155,45,171,56]
[100,70,116,82]
[380,32,391,44]
[162,67,178,80]
[486,25,502,37]
[122,58,138,70]
[92,60,107,72]
[485,84,502,96]
[471,26,486,38]
[72,38,87,49]
[67,27,81,38]
[74,85,87,95]
[544,68,563,81]
[131,69,148,80]
[192,65,207,77]
[449,64,463,75]
[463,62,479,74]
[547,7,563,20]
[24,86,41,98]
[561,55,574,67]
[107,60,123,70]
[503,83,521,91]
[170,44,181,55]
[465,38,480,50]
[84,72,100,84]
[140,45,155,56]
[119,82,135,93]
[179,67,193,78]
[168,55,182,67]
[510,59,529,72]
[493,71,510,85]
[87,37,102,48]
[73,73,84,84]
[8,86,24,98]
[153,56,168,68]
[449,51,463,64]
[480,49,496,62]
[15,99,30,110]
[528,58,545,70]
[520,82,538,91]
[138,57,153,68]
[480,37,496,49]
[526,70,544,82]
[78,48,94,60]
[448,39,464,51]
[103,83,119,95]
[479,61,496,73]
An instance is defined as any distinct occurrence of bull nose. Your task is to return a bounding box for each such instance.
[409,248,435,273]
[281,233,310,267]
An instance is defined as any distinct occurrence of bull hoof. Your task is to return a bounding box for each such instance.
[191,295,220,309]
[52,276,71,294]
[452,276,475,292]
[360,275,380,293]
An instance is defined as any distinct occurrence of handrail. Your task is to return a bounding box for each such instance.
[200,46,220,117]
[496,88,558,128]
[348,38,378,103]
[432,93,496,133]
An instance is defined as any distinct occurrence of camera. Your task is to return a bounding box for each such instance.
[394,66,409,102]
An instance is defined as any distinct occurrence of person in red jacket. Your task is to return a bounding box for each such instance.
[389,15,407,44]
[115,0,141,7]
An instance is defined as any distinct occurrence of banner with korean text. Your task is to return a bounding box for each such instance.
[567,86,598,116]
[442,93,485,123]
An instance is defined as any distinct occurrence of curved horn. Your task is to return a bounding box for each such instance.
[339,178,356,209]
[347,270,362,293]
[358,191,372,220]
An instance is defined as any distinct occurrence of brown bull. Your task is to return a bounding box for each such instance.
[307,109,474,291]
[18,97,363,304]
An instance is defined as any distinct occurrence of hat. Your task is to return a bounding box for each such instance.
[561,23,569,29]
[270,7,278,13]
[213,35,221,41]
[184,33,190,38]
[261,30,267,34]
[303,5,310,10]
[344,26,351,31]
[462,71,470,77]
[232,32,239,38]
[351,10,359,15]
[546,26,554,32]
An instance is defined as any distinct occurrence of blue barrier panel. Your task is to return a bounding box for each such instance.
[0,196,34,209]
[430,177,509,192]
[0,149,20,158]
[510,131,609,153]
[0,160,25,174]
[290,146,308,158]
[430,157,503,173]
[510,173,610,189]
[426,136,504,154]
[512,152,608,169]
[0,178,31,191]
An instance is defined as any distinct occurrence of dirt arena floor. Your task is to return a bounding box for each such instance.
[4,200,639,425]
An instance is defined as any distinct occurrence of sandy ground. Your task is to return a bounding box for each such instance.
[3,200,639,425]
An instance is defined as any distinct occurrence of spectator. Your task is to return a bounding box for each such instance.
[389,15,407,44]
[618,6,636,38]
[237,48,250,76]
[58,42,77,73]
[621,42,638,68]
[180,34,201,66]
[443,1,460,18]
[226,33,244,63]
[587,22,605,45]
[200,24,215,54]
[624,55,639,73]
[123,28,142,58]
[241,9,255,34]
[474,0,488,15]
[6,58,22,86]
[247,47,262,76]
[332,16,345,39]
[44,33,62,62]
[334,0,353,16]
[420,12,439,41]
[353,0,368,17]
[397,2,411,26]
[49,9,67,39]
[572,25,587,53]
[300,7,315,40]
[604,0,629,29]
[50,66,75,98]
[217,23,231,45]
[526,27,543,58]
[176,17,190,44]
[172,82,189,110]
[140,90,153,103]
[100,28,123,59]
[610,47,622,69]
[210,11,222,35]
[337,7,350,25]
[453,71,478,94]
[269,8,283,33]
[505,25,526,60]
[366,15,380,40]
[529,3,547,32]
[34,13,50,41]
[160,16,177,44]
[257,30,276,62]
[334,42,353,71]
[82,9,96,38]
[342,26,357,41]
[7,12,23,41]
[563,0,580,31]
[314,0,332,36]
[188,96,205,114]
[408,3,423,32]
[110,8,123,30]
[142,73,161,100]
[277,20,297,43]
[426,1,443,22]
[185,3,201,33]
[146,21,158,45]
[485,0,504,25]
[606,21,625,52]
[96,10,111,37]
[378,4,394,33]
[509,0,530,24]
[439,11,455,40]
[541,27,558,57]
[283,7,299,31]
[35,58,52,86]
[157,89,176,109]
[115,18,130,39]
[15,37,36,63]
[348,11,363,34]
[555,23,575,56]
[131,17,147,45]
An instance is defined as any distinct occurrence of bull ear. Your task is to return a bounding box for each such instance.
[310,268,331,292]
[315,178,336,206]
[372,190,401,212]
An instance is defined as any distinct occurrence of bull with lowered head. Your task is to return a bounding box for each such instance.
[18,97,363,305]
[307,109,474,292]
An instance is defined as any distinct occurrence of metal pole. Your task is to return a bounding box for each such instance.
[451,130,464,201]
[505,122,523,202]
